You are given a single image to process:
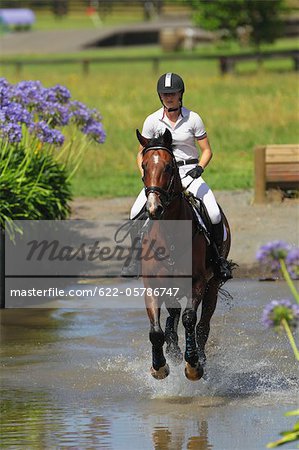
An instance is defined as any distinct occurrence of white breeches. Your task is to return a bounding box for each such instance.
[130,165,222,224]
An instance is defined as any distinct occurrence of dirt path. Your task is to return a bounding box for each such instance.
[70,190,299,278]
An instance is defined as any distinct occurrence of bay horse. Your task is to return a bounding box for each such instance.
[136,128,231,381]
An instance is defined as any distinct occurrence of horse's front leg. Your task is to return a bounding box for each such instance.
[145,293,169,380]
[182,281,206,381]
[165,298,183,365]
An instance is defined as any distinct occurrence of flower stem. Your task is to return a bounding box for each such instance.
[281,318,299,361]
[280,259,299,305]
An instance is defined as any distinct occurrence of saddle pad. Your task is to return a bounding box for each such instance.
[192,205,227,242]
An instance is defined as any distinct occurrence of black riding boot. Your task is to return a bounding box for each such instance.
[121,221,142,278]
[211,221,233,281]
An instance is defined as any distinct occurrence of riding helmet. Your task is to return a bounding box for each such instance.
[157,73,185,94]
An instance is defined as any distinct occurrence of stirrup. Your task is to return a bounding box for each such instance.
[214,257,233,281]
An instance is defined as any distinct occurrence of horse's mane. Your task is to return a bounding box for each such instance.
[143,132,174,154]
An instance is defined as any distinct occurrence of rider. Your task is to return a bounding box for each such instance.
[121,72,232,281]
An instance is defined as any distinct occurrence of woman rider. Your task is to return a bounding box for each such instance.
[122,72,232,281]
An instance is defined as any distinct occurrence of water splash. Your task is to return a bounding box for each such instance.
[94,333,298,407]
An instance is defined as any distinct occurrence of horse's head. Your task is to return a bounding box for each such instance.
[137,128,180,219]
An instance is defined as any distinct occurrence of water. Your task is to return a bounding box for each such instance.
[1,279,298,449]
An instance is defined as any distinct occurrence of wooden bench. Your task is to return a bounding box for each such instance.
[254,144,299,203]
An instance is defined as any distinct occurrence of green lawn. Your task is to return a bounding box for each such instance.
[32,9,145,31]
[1,45,298,198]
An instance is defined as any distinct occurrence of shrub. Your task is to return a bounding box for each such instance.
[0,78,106,234]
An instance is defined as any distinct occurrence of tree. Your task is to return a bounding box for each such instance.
[186,0,286,48]
[52,0,69,18]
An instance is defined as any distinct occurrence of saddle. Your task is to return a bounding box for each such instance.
[183,190,212,242]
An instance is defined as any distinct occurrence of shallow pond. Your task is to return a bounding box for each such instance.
[1,279,298,449]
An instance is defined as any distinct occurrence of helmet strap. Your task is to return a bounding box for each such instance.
[159,94,183,113]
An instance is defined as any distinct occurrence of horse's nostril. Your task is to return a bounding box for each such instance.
[147,206,163,220]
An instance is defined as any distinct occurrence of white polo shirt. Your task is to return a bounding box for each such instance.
[141,106,207,161]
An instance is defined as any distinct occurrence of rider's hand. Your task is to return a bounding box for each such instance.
[186,165,204,179]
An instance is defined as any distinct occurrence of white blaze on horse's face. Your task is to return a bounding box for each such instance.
[153,154,159,164]
[147,192,163,218]
[146,153,164,218]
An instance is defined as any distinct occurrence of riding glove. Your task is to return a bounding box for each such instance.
[186,165,204,179]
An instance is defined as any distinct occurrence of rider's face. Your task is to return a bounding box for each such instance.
[160,92,181,109]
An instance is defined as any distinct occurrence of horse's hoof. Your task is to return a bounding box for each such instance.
[150,364,170,380]
[166,345,183,366]
[184,362,204,381]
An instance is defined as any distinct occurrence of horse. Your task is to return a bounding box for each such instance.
[136,128,231,381]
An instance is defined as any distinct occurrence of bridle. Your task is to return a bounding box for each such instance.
[142,145,181,208]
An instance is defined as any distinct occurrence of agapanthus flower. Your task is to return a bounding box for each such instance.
[89,108,102,122]
[69,100,91,126]
[12,80,45,109]
[45,85,71,104]
[81,120,106,143]
[0,122,22,143]
[0,78,9,89]
[256,241,291,272]
[0,78,11,107]
[2,101,33,126]
[0,110,6,123]
[286,248,299,280]
[262,299,299,330]
[29,121,64,146]
[0,78,105,150]
[36,101,70,127]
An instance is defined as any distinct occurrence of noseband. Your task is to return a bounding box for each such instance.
[142,145,179,207]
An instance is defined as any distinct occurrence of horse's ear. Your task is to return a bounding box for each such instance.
[163,128,172,148]
[136,129,149,147]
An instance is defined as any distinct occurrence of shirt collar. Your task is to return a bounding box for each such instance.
[160,106,185,121]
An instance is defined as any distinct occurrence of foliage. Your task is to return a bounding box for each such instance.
[186,0,287,48]
[0,78,106,233]
[267,409,299,448]
[0,145,72,235]
[258,241,299,447]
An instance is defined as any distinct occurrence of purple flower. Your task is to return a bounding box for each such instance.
[81,119,106,143]
[262,299,299,330]
[36,101,70,127]
[0,122,22,143]
[45,85,71,104]
[12,80,45,109]
[256,241,291,272]
[69,100,91,126]
[29,121,64,146]
[0,78,9,89]
[2,101,33,126]
[0,78,11,108]
[286,248,299,280]
[0,78,105,150]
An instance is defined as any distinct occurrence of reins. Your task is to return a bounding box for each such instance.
[142,145,182,208]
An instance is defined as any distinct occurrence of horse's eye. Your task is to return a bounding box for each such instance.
[165,164,173,174]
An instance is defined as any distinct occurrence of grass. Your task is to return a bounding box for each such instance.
[32,9,145,31]
[1,45,298,198]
